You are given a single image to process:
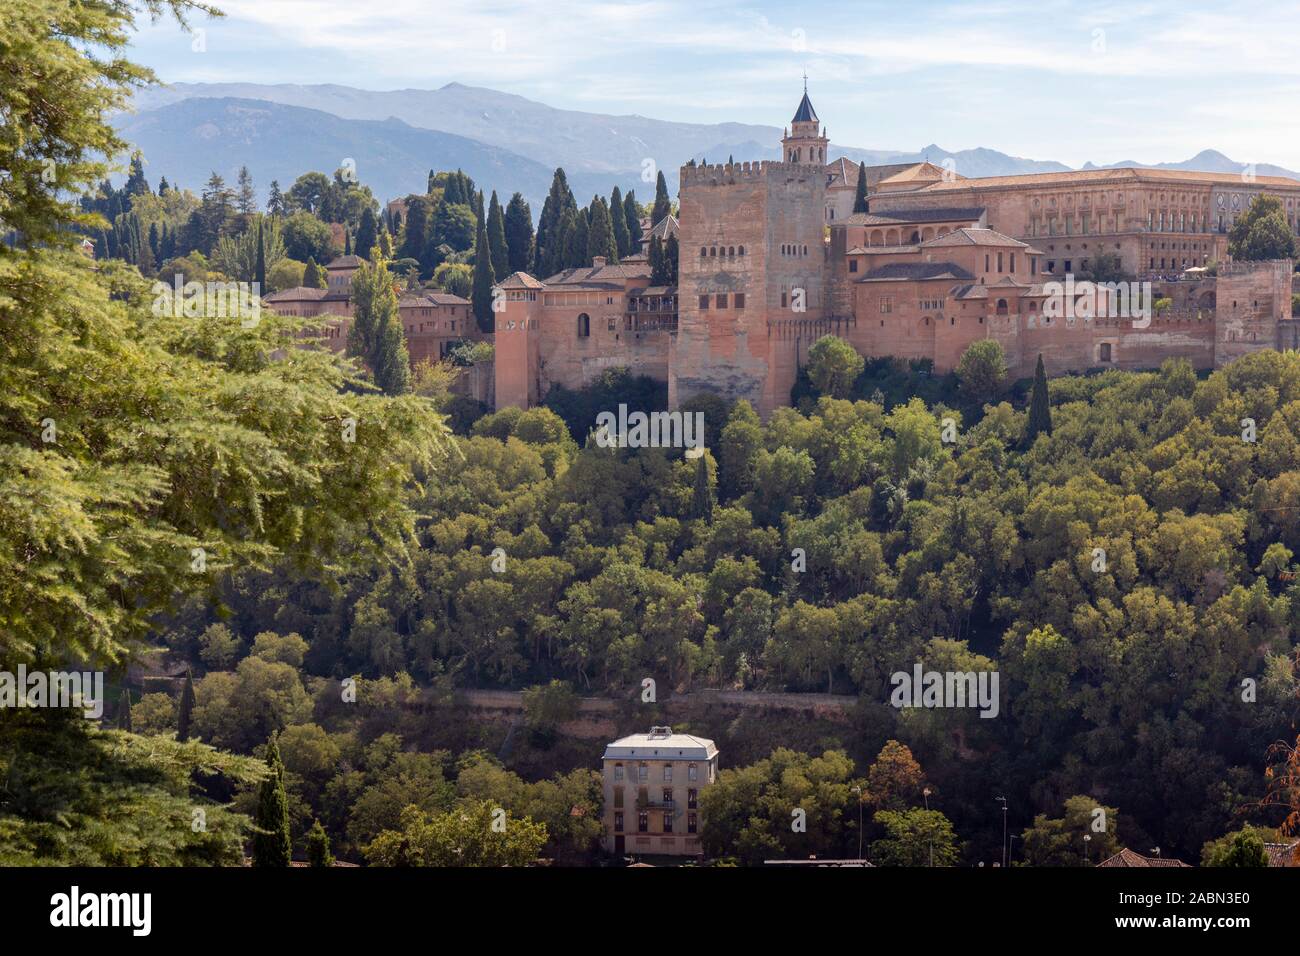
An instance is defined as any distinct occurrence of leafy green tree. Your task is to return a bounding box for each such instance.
[1202,826,1270,867]
[1229,194,1297,261]
[807,335,864,399]
[252,735,292,867]
[364,799,547,867]
[282,211,335,264]
[1021,795,1120,866]
[955,339,1008,407]
[871,809,959,866]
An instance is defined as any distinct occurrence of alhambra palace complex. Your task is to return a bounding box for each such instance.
[272,90,1300,417]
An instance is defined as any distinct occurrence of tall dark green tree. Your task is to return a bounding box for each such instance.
[235,165,256,218]
[1025,353,1052,445]
[610,185,631,257]
[853,161,869,214]
[471,191,497,333]
[652,170,671,226]
[254,218,266,291]
[690,454,714,522]
[177,669,196,742]
[623,189,642,252]
[587,196,618,264]
[124,153,150,197]
[252,735,291,867]
[564,207,589,269]
[355,206,378,261]
[535,168,576,277]
[266,180,286,216]
[487,190,510,279]
[664,234,679,285]
[399,196,431,267]
[504,192,533,274]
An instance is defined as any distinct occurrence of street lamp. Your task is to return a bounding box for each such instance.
[995,796,1008,869]
[1009,834,1020,867]
[923,788,933,867]
[1083,833,1091,865]
[851,785,864,862]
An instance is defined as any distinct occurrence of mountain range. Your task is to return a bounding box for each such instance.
[115,82,1300,212]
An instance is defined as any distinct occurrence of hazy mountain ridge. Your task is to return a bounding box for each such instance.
[118,83,1300,208]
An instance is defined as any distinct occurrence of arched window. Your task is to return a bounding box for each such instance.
[577,313,590,338]
[996,299,1009,315]
[700,247,707,257]
[710,246,716,257]
[728,246,734,257]
[738,246,745,256]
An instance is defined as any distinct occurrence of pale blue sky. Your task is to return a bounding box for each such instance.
[130,0,1300,169]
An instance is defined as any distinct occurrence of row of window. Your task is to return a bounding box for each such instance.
[614,812,699,834]
[697,293,745,310]
[781,243,810,257]
[700,245,746,258]
[613,762,707,783]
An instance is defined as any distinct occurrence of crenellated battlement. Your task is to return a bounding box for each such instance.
[679,159,815,187]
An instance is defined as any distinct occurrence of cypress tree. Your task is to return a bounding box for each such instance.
[177,668,196,742]
[565,208,589,269]
[487,190,510,279]
[853,161,869,214]
[610,185,631,257]
[252,735,292,867]
[652,170,671,227]
[427,168,437,195]
[344,229,352,256]
[355,206,378,261]
[1025,353,1053,445]
[664,234,679,285]
[624,190,642,252]
[471,191,497,333]
[399,196,431,266]
[255,217,266,291]
[689,454,713,522]
[371,305,411,395]
[307,820,333,867]
[304,257,327,289]
[587,196,618,264]
[504,192,534,274]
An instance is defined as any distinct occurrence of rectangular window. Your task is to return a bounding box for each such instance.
[663,813,673,833]
[781,291,788,308]
[663,788,673,806]
[614,812,624,832]
[734,293,745,309]
[716,293,727,309]
[849,260,858,273]
[638,812,648,833]
[997,252,1003,272]
[688,789,698,809]
[688,764,698,782]
[688,813,698,834]
[699,295,709,309]
[638,764,648,783]
[880,297,893,314]
[663,765,673,783]
[614,765,624,782]
[614,787,624,808]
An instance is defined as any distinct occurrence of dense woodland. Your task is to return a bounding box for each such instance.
[1,0,1298,869]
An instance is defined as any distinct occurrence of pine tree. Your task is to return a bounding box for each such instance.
[307,820,333,867]
[624,189,642,252]
[355,206,378,261]
[586,196,617,264]
[854,161,869,214]
[267,180,286,217]
[117,688,133,732]
[124,154,150,197]
[1025,353,1053,445]
[177,669,196,742]
[504,192,534,274]
[471,191,497,333]
[487,191,510,279]
[652,170,671,227]
[236,165,257,217]
[252,736,292,867]
[252,218,266,290]
[610,185,631,258]
[689,454,713,522]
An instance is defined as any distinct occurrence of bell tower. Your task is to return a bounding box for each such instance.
[781,75,828,167]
